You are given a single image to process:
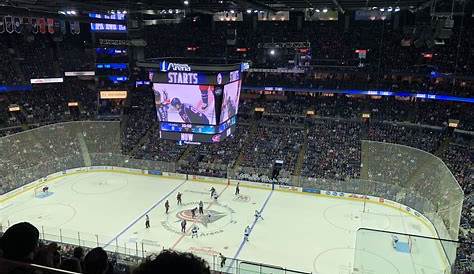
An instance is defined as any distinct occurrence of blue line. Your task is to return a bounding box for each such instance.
[226,189,274,272]
[103,179,187,248]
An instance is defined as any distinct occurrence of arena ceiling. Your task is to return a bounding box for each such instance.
[0,0,433,15]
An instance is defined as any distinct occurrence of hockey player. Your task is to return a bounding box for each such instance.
[181,219,187,233]
[170,98,210,124]
[198,201,204,214]
[145,214,150,229]
[191,226,199,238]
[235,182,240,195]
[165,200,170,214]
[154,88,170,122]
[254,210,264,221]
[191,207,197,218]
[244,225,251,241]
[210,187,216,198]
[177,192,182,205]
[213,191,218,201]
[226,95,237,117]
[219,253,226,268]
[198,85,212,110]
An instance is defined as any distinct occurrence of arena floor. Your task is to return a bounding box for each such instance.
[0,171,448,273]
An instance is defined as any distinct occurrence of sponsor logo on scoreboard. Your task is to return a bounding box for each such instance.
[160,61,192,72]
[230,70,240,81]
[167,72,198,84]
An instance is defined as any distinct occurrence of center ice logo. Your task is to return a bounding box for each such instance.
[161,202,236,237]
[176,209,226,227]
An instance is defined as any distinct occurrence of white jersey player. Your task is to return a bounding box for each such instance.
[244,225,251,241]
[153,87,170,121]
[191,226,199,238]
[207,211,212,222]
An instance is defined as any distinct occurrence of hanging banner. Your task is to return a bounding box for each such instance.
[54,20,60,34]
[69,21,76,34]
[38,18,46,34]
[31,18,38,34]
[13,17,22,33]
[21,17,29,33]
[60,20,66,35]
[47,18,54,34]
[5,16,13,33]
[0,17,4,33]
[73,21,80,34]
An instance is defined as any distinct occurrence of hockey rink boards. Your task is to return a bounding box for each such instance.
[0,170,449,274]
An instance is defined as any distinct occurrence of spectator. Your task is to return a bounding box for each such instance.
[133,250,210,274]
[0,222,39,262]
[83,247,110,274]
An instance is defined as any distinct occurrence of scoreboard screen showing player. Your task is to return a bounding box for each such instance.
[142,60,243,143]
[153,83,217,125]
[219,80,242,123]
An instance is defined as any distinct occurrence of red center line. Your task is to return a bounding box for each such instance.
[171,183,230,249]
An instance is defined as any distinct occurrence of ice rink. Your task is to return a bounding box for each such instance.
[0,170,449,273]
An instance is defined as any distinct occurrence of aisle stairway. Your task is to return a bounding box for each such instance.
[77,133,92,166]
[293,128,309,176]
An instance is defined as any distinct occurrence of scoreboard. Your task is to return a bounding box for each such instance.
[137,60,243,144]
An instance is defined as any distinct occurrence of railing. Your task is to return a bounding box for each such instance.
[197,253,311,274]
[0,222,146,263]
[1,222,309,274]
[0,258,81,274]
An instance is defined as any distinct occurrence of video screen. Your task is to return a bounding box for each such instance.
[160,125,236,143]
[153,83,217,125]
[219,80,242,123]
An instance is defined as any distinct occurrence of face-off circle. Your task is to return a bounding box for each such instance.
[161,201,236,237]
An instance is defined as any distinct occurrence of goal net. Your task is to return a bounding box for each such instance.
[34,185,49,198]
[392,234,412,253]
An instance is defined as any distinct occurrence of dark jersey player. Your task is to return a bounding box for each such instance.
[199,85,211,110]
[154,88,170,121]
[226,96,237,118]
[171,98,209,124]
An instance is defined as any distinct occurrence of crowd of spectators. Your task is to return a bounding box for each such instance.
[0,31,93,85]
[141,17,474,96]
[240,92,474,131]
[178,125,250,177]
[244,71,474,97]
[302,119,362,180]
[0,222,210,274]
[437,133,473,272]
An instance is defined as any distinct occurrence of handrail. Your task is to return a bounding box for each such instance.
[0,258,80,274]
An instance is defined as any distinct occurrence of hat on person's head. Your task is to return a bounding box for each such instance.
[0,222,39,261]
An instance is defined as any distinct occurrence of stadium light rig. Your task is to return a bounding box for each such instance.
[59,10,78,16]
[184,0,189,5]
